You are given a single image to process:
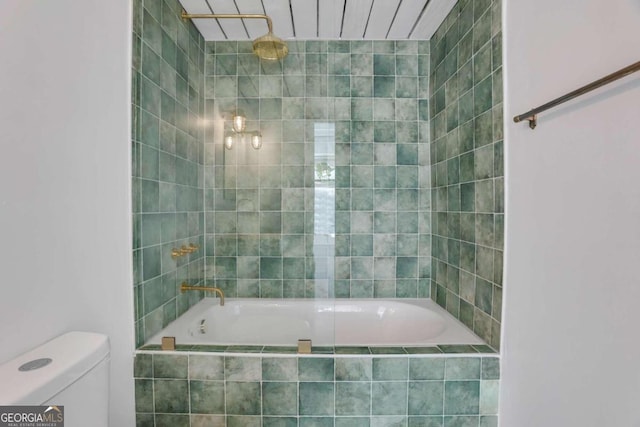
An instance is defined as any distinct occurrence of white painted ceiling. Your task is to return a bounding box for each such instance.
[179,0,456,41]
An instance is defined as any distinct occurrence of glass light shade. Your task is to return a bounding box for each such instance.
[251,133,262,149]
[224,134,234,150]
[232,114,246,133]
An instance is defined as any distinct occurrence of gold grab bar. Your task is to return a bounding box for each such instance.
[180,282,224,306]
[513,60,640,129]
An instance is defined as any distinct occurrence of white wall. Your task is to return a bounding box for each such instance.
[0,1,135,426]
[501,1,640,426]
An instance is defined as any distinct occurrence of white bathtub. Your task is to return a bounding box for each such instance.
[149,298,484,347]
[147,298,484,346]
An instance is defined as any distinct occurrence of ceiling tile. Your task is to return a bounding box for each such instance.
[207,0,248,39]
[410,0,457,39]
[179,0,443,40]
[262,0,295,39]
[235,0,270,39]
[290,0,318,38]
[318,0,345,39]
[192,18,225,39]
[179,0,212,14]
[364,0,402,39]
[387,0,428,39]
[341,0,374,39]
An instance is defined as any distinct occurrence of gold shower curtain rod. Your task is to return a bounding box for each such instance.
[513,60,640,129]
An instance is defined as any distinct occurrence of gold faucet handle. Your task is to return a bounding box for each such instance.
[172,244,199,259]
[171,248,184,259]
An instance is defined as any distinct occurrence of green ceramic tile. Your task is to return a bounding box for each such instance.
[335,417,370,427]
[443,416,479,427]
[334,347,371,355]
[408,381,444,415]
[372,382,408,415]
[476,246,494,282]
[351,76,373,97]
[439,345,479,354]
[260,98,282,120]
[369,347,408,355]
[374,76,395,98]
[398,144,419,165]
[262,358,297,381]
[262,382,297,415]
[444,381,480,415]
[135,412,154,427]
[298,358,334,381]
[352,99,373,121]
[299,417,334,427]
[445,358,481,380]
[374,54,395,75]
[225,357,262,381]
[352,165,373,188]
[189,414,225,427]
[336,382,371,415]
[260,257,283,279]
[226,415,261,427]
[154,379,189,413]
[404,347,443,355]
[226,382,261,415]
[397,55,418,76]
[480,380,499,415]
[155,414,189,427]
[336,358,372,381]
[351,235,373,256]
[475,214,494,248]
[473,7,492,51]
[190,381,224,414]
[374,121,396,142]
[263,417,298,427]
[408,416,444,427]
[189,355,224,380]
[481,358,500,380]
[373,358,408,381]
[473,76,493,116]
[480,415,498,427]
[299,382,335,416]
[135,379,153,412]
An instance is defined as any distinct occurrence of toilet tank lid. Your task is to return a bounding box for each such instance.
[0,331,110,405]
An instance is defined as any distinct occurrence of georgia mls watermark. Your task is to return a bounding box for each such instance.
[0,406,64,427]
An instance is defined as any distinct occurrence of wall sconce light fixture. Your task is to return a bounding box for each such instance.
[224,112,262,150]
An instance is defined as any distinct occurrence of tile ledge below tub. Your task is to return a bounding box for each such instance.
[136,343,498,355]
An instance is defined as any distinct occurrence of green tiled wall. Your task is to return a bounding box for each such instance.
[135,352,499,426]
[132,0,206,346]
[429,0,504,350]
[203,40,432,299]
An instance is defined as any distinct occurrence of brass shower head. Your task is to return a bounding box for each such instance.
[253,31,289,61]
[181,11,288,61]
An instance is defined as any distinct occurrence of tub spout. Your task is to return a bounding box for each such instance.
[180,282,225,306]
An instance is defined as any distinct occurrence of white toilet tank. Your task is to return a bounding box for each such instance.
[0,331,110,427]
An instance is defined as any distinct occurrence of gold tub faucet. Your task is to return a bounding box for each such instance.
[180,282,225,306]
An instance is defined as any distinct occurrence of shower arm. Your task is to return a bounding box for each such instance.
[181,11,273,34]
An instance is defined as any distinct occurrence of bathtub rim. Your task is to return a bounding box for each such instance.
[144,297,491,352]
